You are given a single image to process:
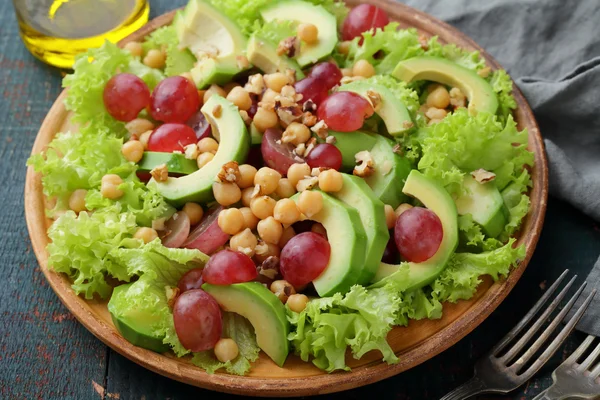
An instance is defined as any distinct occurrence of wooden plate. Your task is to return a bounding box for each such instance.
[24,0,548,396]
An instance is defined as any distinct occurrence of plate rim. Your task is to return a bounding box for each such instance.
[24,0,549,396]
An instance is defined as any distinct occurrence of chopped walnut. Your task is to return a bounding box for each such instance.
[236,55,250,70]
[150,163,169,182]
[217,161,241,183]
[302,112,317,127]
[244,73,265,95]
[165,286,180,309]
[255,242,270,257]
[239,110,251,125]
[294,143,306,157]
[305,137,316,157]
[238,247,254,257]
[449,87,466,108]
[403,120,415,130]
[325,135,337,144]
[258,256,280,280]
[302,99,317,113]
[418,34,429,50]
[212,104,222,118]
[276,103,303,126]
[477,66,491,78]
[392,143,404,156]
[311,120,328,139]
[284,68,297,85]
[251,184,262,198]
[296,176,319,192]
[277,36,299,57]
[184,143,199,160]
[340,75,366,85]
[311,166,328,177]
[471,168,496,183]
[353,151,375,177]
[366,90,382,111]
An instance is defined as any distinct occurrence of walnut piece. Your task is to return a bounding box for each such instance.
[245,73,265,95]
[366,89,382,111]
[296,176,319,192]
[294,143,306,157]
[276,103,303,126]
[236,55,250,70]
[392,143,404,156]
[217,161,241,183]
[165,286,180,309]
[305,137,316,157]
[325,135,337,144]
[471,168,496,183]
[353,150,375,177]
[311,120,329,139]
[302,99,317,113]
[184,143,199,160]
[258,256,280,280]
[150,163,169,182]
[302,112,317,127]
[277,36,299,57]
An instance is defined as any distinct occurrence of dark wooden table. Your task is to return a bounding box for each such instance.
[1,1,598,399]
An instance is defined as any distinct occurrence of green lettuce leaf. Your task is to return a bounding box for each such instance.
[425,37,486,72]
[250,19,296,46]
[128,60,166,89]
[490,69,517,122]
[142,25,196,77]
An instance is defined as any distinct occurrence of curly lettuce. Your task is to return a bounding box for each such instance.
[143,25,197,76]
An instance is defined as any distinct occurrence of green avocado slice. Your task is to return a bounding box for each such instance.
[151,95,250,206]
[138,152,199,175]
[331,174,389,284]
[392,56,498,116]
[372,170,459,290]
[328,130,379,172]
[291,191,368,297]
[203,282,290,367]
[247,35,305,79]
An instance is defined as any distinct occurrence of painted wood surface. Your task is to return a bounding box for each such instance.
[1,0,598,399]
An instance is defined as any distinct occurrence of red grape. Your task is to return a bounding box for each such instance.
[309,62,343,90]
[203,249,258,285]
[306,144,343,170]
[147,123,197,153]
[317,92,372,132]
[150,76,201,123]
[186,110,212,140]
[177,268,205,293]
[294,77,329,105]
[247,94,259,118]
[103,73,150,122]
[280,232,330,287]
[261,128,303,175]
[395,207,443,263]
[342,4,390,41]
[183,206,229,255]
[173,289,222,351]
[381,234,399,263]
[160,212,190,248]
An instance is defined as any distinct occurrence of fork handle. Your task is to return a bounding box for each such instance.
[439,376,487,400]
[531,389,552,400]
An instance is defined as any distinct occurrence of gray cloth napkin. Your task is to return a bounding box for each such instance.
[399,0,600,334]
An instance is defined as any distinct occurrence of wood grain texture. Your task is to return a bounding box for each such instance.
[21,0,549,397]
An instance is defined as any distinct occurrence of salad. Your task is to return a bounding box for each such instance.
[28,0,533,375]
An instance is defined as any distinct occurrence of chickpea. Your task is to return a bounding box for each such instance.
[254,242,281,264]
[239,207,259,230]
[196,152,214,168]
[213,182,242,206]
[203,84,227,103]
[197,137,219,154]
[426,85,450,109]
[134,227,158,243]
[352,59,376,78]
[264,72,290,93]
[250,195,276,220]
[253,107,278,133]
[273,198,301,225]
[311,223,327,237]
[218,208,245,235]
[282,122,311,146]
[287,293,309,313]
[276,178,296,198]
[226,87,253,111]
[279,226,296,248]
[270,279,296,303]
[254,167,281,195]
[318,169,343,192]
[229,228,258,255]
[341,68,353,77]
[237,164,257,189]
[124,41,143,57]
[101,174,124,199]
[287,163,311,188]
[223,82,241,94]
[261,88,278,105]
[143,49,166,69]
[425,107,447,121]
[241,187,255,207]
[125,118,155,136]
[121,140,145,163]
[395,203,413,218]
[139,130,152,149]
[214,338,239,363]
[297,23,319,44]
[384,204,396,229]
[257,217,283,244]
[337,41,351,55]
[68,189,87,213]
[182,202,204,225]
[297,190,323,218]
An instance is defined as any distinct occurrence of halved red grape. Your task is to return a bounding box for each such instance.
[381,234,399,263]
[203,249,258,285]
[183,206,229,255]
[261,128,303,175]
[342,4,390,41]
[103,73,150,122]
[280,232,330,287]
[291,220,314,234]
[246,146,264,169]
[247,94,259,118]
[309,62,343,90]
[317,92,372,132]
[294,76,329,105]
[160,212,190,248]
[306,144,343,170]
[186,110,212,140]
[395,207,443,263]
[147,123,197,153]
[150,76,200,123]
[177,268,204,293]
[173,289,222,351]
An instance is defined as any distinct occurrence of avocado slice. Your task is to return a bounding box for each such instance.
[372,170,459,290]
[339,80,413,136]
[176,1,248,88]
[260,1,337,67]
[250,123,263,145]
[392,56,498,116]
[203,282,290,367]
[151,95,250,206]
[247,35,305,79]
[290,191,368,297]
[108,283,170,353]
[364,135,412,209]
[455,175,509,238]
[138,152,199,175]
[331,174,389,284]
[328,130,379,172]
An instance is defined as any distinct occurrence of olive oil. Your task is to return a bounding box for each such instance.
[12,0,149,69]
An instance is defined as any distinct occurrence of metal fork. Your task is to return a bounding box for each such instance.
[440,270,597,400]
[532,335,600,400]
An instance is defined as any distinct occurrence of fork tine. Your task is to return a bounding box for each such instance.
[590,357,600,379]
[499,273,576,362]
[577,339,600,372]
[492,270,570,355]
[563,334,596,365]
[520,288,597,379]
